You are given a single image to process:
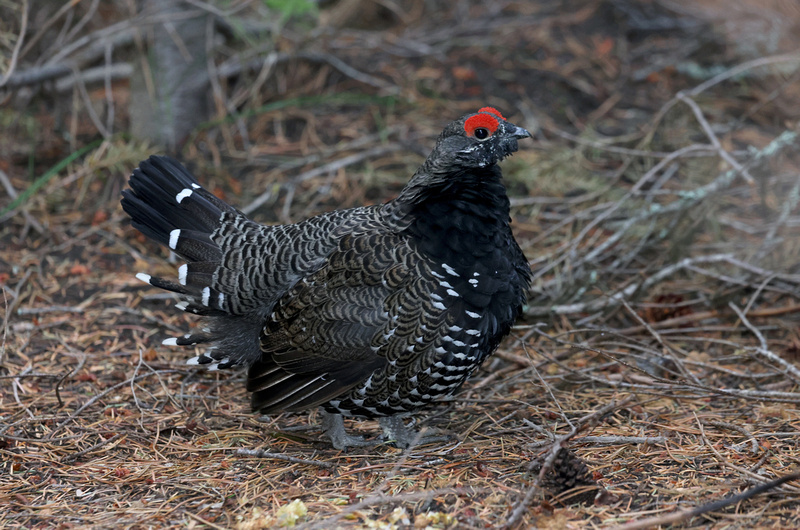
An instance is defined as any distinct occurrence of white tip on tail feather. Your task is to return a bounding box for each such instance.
[175,188,193,203]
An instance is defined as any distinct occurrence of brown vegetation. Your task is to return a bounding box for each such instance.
[2,1,799,527]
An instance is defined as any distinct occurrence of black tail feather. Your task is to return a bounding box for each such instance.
[123,155,268,370]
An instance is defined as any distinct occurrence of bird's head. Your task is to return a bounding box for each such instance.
[425,107,531,174]
[392,108,531,209]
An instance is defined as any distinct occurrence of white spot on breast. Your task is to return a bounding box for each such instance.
[169,229,180,250]
[201,287,210,306]
[176,188,193,203]
[473,271,480,276]
[469,278,478,286]
[449,325,463,332]
[465,310,480,318]
[466,329,481,336]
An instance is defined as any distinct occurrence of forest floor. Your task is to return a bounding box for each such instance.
[2,0,800,528]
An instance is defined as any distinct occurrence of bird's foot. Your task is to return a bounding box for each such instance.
[378,416,454,449]
[320,410,378,450]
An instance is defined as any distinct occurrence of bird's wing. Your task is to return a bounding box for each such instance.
[247,229,442,414]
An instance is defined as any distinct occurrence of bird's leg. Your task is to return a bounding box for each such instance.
[319,409,377,450]
[378,415,453,449]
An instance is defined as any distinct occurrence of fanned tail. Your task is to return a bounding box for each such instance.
[121,155,261,369]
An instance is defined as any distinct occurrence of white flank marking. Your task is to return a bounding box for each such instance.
[446,289,459,297]
[466,329,481,336]
[176,188,193,203]
[432,301,446,310]
[442,263,459,277]
[169,229,180,250]
[162,337,178,346]
[434,346,447,354]
[431,293,443,302]
[449,325,463,332]
[178,264,188,285]
[465,310,480,318]
[439,281,453,289]
[201,286,211,306]
[135,272,152,284]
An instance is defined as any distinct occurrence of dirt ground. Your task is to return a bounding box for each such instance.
[2,1,800,528]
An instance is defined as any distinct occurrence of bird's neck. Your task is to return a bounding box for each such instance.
[388,166,513,266]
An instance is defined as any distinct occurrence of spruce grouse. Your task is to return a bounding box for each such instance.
[121,107,532,449]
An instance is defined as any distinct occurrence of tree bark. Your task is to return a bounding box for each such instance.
[130,0,211,151]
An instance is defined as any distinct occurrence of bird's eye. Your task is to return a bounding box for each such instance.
[474,127,490,140]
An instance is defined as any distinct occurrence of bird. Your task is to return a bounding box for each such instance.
[121,107,532,449]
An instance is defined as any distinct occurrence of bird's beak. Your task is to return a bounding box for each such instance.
[510,124,531,139]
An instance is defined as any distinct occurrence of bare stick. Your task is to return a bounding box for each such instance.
[729,302,800,384]
[235,447,336,469]
[0,0,29,87]
[614,471,800,530]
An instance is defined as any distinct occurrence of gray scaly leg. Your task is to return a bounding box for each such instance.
[320,410,377,450]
